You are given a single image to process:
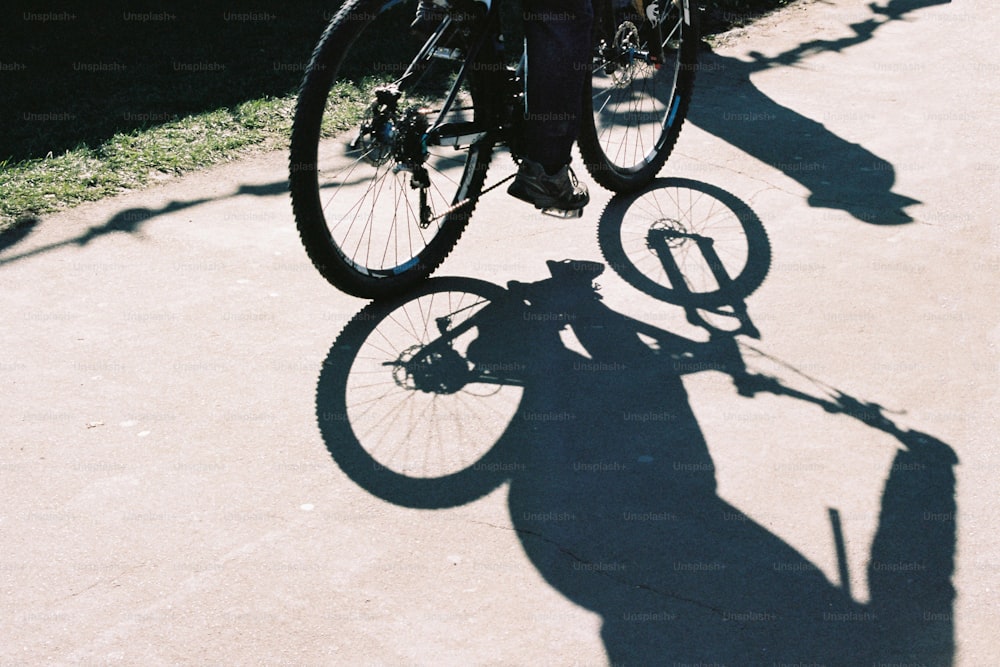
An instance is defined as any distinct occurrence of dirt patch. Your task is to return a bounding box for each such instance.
[704,0,820,45]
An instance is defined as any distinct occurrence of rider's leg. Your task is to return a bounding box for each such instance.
[521,0,593,171]
[508,0,593,211]
[411,0,447,36]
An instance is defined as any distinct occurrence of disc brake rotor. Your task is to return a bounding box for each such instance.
[611,22,641,87]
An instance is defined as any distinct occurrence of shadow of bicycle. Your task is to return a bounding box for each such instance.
[313,178,956,664]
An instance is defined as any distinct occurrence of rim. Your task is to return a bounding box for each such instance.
[315,93,480,278]
[312,4,482,278]
[590,6,686,172]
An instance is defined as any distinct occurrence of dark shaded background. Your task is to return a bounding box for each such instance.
[1,1,335,162]
[0,0,781,164]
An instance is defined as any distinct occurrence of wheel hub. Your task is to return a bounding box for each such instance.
[393,344,471,394]
[610,22,641,87]
[354,87,431,170]
[354,86,401,166]
[647,218,690,249]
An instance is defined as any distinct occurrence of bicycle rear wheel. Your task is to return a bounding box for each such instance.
[289,0,496,298]
[579,0,699,192]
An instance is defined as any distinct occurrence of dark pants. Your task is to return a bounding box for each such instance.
[522,0,594,170]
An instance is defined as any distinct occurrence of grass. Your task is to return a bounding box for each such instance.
[0,0,793,234]
[0,85,375,232]
[1,97,297,229]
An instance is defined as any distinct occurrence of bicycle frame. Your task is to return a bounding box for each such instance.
[288,0,699,296]
[391,0,690,152]
[394,0,518,150]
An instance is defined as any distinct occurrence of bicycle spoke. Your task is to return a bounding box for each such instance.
[289,0,494,295]
[333,284,522,481]
[581,2,695,188]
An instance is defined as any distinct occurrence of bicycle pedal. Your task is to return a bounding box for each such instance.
[429,47,464,62]
[540,207,584,219]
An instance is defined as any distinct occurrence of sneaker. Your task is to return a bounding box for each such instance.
[507,158,590,213]
[411,0,448,37]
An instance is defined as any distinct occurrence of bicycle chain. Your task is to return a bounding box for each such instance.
[425,169,517,225]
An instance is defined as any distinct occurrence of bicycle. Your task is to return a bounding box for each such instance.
[288,0,699,298]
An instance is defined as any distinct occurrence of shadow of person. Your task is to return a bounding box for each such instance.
[316,257,957,664]
[495,261,956,664]
[687,0,950,224]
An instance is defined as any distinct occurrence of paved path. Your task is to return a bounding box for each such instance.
[2,0,997,664]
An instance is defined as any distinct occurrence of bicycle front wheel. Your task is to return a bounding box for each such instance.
[579,0,699,192]
[289,0,495,298]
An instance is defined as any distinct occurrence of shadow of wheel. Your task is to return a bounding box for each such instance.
[597,178,771,308]
[315,277,523,509]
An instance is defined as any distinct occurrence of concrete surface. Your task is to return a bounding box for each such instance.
[2,0,997,664]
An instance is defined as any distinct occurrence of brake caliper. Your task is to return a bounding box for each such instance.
[352,85,402,165]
